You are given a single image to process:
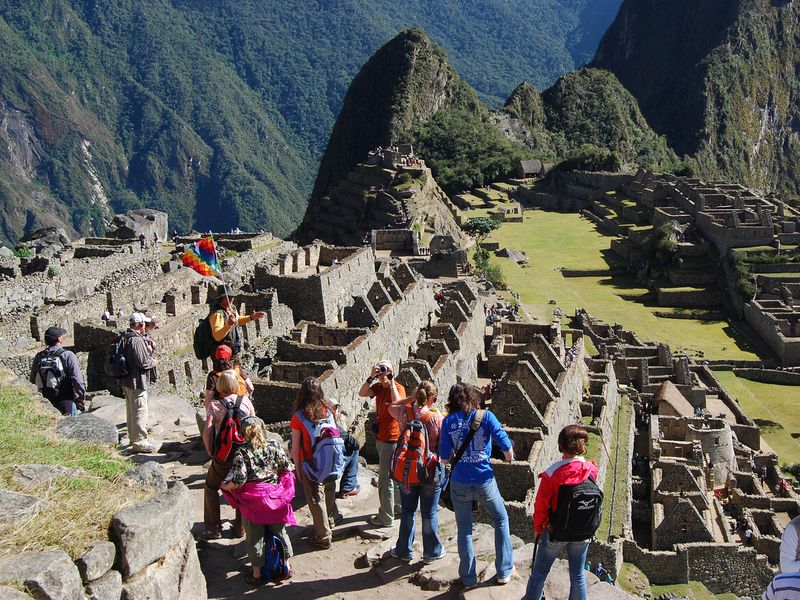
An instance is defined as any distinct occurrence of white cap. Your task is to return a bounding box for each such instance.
[129,312,152,325]
[377,360,393,373]
[328,397,340,407]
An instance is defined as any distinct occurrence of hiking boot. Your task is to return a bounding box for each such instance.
[390,548,413,562]
[308,534,332,550]
[369,515,393,527]
[132,441,155,454]
[336,486,361,499]
[423,549,447,564]
[198,529,222,540]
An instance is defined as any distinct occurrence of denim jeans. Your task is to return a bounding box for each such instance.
[394,463,444,560]
[524,530,590,600]
[451,478,513,586]
[339,450,359,493]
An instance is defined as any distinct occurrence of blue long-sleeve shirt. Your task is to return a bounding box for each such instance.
[439,409,512,484]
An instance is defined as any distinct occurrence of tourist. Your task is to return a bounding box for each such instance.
[388,381,446,563]
[101,309,110,322]
[330,398,360,499]
[524,425,600,600]
[440,383,514,589]
[204,344,254,408]
[780,514,800,573]
[152,232,158,247]
[207,284,266,358]
[290,377,338,549]
[745,527,753,545]
[359,361,404,527]
[116,308,124,320]
[143,315,159,384]
[201,370,255,540]
[762,465,768,484]
[138,233,145,250]
[29,326,86,416]
[220,416,295,586]
[120,313,157,453]
[762,570,800,599]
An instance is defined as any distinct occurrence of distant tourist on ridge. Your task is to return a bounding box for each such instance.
[30,326,86,416]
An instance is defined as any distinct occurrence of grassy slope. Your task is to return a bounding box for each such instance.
[597,396,632,540]
[0,384,149,558]
[619,563,738,600]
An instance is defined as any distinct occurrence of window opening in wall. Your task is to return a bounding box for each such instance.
[715,436,720,446]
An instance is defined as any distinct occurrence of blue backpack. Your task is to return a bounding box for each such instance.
[263,533,289,580]
[296,411,345,484]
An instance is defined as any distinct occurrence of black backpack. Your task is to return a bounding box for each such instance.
[192,315,215,360]
[104,336,130,379]
[35,348,66,398]
[549,476,603,542]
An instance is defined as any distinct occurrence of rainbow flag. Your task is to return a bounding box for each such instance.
[182,236,220,277]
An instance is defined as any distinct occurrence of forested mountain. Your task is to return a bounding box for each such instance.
[0,0,621,243]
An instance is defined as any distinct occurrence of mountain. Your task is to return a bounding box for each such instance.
[593,0,800,194]
[0,0,622,243]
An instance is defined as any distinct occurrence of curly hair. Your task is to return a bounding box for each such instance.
[294,377,327,421]
[445,383,481,414]
[415,380,438,407]
[558,425,589,456]
[243,419,268,450]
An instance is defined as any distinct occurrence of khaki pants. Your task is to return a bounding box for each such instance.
[243,518,293,568]
[122,386,148,446]
[299,471,335,543]
[376,440,400,526]
[204,458,242,535]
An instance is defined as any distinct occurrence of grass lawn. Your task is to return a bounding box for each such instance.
[0,383,150,558]
[618,563,738,599]
[598,396,632,540]
[713,371,800,466]
[485,211,760,361]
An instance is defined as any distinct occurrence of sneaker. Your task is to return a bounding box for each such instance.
[390,548,412,562]
[423,549,447,564]
[131,441,155,454]
[336,486,361,499]
[330,513,345,526]
[496,566,517,585]
[307,534,332,549]
[198,529,222,540]
[369,515,393,527]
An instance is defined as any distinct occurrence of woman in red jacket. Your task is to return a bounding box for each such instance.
[524,425,600,600]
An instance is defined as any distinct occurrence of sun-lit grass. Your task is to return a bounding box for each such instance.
[713,371,800,466]
[598,396,632,540]
[485,211,760,360]
[0,385,151,558]
[619,563,738,599]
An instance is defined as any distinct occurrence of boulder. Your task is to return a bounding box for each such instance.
[12,464,83,488]
[0,585,32,599]
[17,227,71,258]
[496,247,527,264]
[93,394,195,432]
[0,489,41,524]
[106,209,168,242]
[412,551,488,591]
[120,462,167,492]
[195,407,206,438]
[0,550,84,600]
[121,533,207,600]
[76,541,116,582]
[111,482,193,577]
[55,413,118,445]
[88,394,124,412]
[85,569,122,600]
[0,246,15,257]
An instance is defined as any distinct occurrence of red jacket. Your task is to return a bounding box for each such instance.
[533,457,598,535]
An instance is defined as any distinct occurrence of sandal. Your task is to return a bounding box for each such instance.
[244,574,264,587]
[308,534,332,549]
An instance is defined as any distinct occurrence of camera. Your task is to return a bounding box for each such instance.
[379,364,388,373]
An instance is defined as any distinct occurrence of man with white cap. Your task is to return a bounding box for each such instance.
[359,360,405,526]
[121,312,157,453]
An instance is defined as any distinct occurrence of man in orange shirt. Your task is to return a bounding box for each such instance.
[359,360,404,526]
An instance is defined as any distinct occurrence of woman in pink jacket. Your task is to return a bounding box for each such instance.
[524,425,601,600]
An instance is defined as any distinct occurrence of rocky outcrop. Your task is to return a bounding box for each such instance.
[17,227,71,258]
[55,413,119,445]
[0,489,40,524]
[106,210,169,242]
[0,550,84,600]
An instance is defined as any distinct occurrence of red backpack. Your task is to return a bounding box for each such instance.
[213,395,246,462]
[391,406,438,491]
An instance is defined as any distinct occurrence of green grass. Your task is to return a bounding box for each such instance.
[619,563,738,600]
[714,371,800,466]
[485,211,760,360]
[598,396,632,540]
[0,383,150,558]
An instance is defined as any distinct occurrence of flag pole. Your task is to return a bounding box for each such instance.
[208,235,231,306]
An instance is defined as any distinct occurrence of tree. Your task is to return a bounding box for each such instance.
[462,217,501,245]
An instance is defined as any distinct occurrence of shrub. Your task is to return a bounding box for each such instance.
[552,144,622,173]
[47,266,59,278]
[462,217,501,245]
[394,172,413,186]
[484,262,506,289]
[14,245,32,258]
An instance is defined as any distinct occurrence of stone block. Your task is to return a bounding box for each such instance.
[0,489,41,524]
[120,462,167,492]
[12,464,83,488]
[0,550,84,600]
[76,541,116,582]
[55,413,119,445]
[84,569,121,600]
[111,483,193,577]
[0,586,32,598]
[88,394,124,411]
[120,533,207,600]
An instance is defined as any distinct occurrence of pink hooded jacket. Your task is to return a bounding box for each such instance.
[222,470,297,526]
[533,456,598,535]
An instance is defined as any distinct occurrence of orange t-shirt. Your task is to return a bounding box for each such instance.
[371,381,405,443]
[290,408,330,459]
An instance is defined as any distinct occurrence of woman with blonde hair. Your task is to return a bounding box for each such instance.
[201,369,255,540]
[221,416,295,586]
[387,380,446,562]
[524,424,600,600]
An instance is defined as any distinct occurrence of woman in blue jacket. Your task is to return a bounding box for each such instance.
[440,383,515,589]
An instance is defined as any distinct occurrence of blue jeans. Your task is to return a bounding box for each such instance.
[524,530,590,600]
[339,450,359,493]
[451,478,513,586]
[394,463,444,560]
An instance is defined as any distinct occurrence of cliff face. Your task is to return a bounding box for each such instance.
[594,0,800,194]
[310,29,483,204]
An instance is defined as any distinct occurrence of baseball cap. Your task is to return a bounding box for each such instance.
[215,345,233,360]
[377,360,393,373]
[129,312,152,325]
[44,326,67,343]
[328,397,340,407]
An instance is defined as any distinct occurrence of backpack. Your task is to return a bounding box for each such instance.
[549,475,603,542]
[35,348,66,398]
[104,336,130,379]
[263,533,289,581]
[193,315,215,360]
[391,406,439,492]
[213,395,247,462]
[296,411,345,484]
